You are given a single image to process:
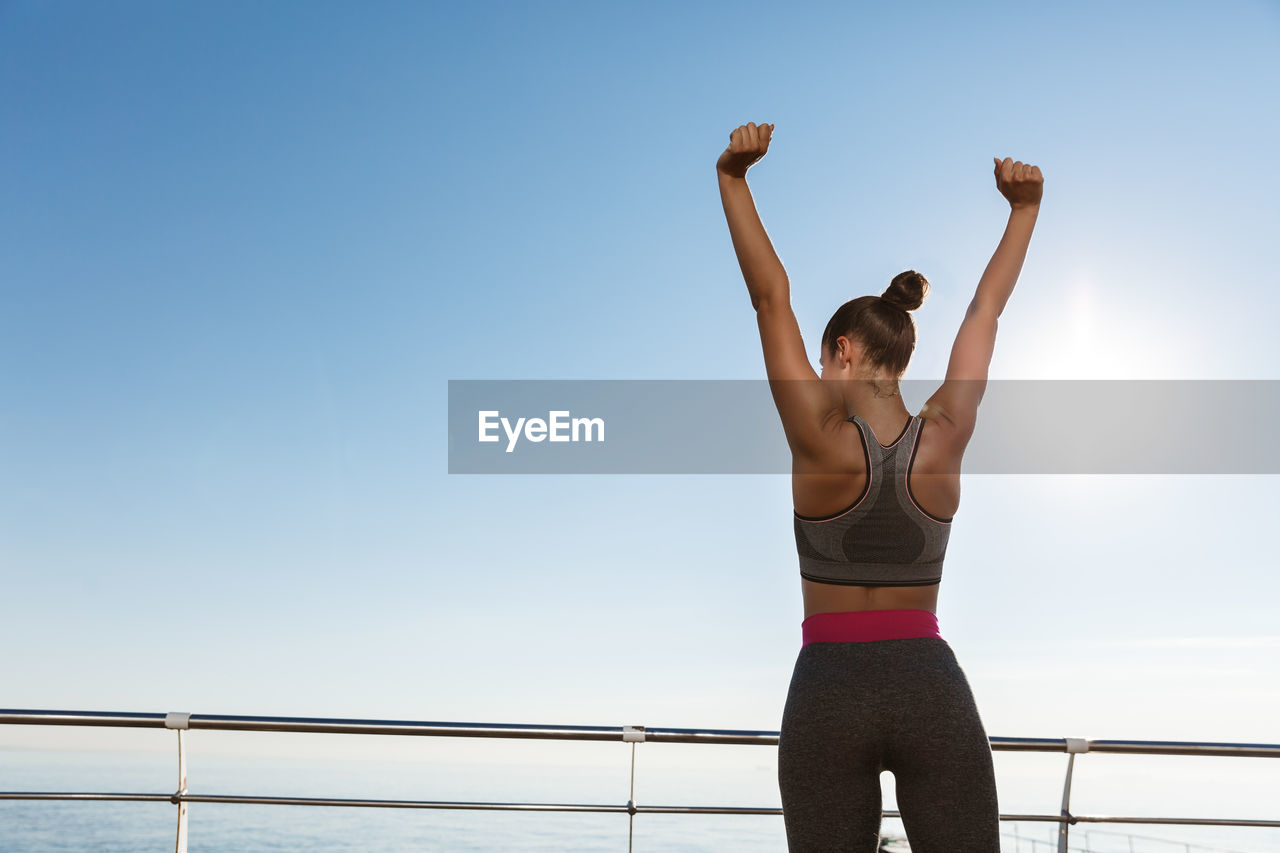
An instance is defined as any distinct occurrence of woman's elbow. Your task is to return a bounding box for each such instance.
[751,279,791,313]
[967,297,1002,322]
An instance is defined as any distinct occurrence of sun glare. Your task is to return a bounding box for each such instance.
[1031,274,1182,379]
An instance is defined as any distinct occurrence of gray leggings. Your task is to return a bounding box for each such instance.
[778,637,1000,852]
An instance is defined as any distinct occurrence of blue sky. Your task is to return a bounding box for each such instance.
[3,0,1279,841]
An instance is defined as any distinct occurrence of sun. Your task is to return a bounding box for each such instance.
[1032,273,1182,379]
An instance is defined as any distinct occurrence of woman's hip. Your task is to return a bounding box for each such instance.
[783,612,979,720]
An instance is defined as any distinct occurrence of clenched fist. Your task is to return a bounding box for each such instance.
[993,157,1044,209]
[717,122,774,179]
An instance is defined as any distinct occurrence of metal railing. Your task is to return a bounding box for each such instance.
[1,709,1277,852]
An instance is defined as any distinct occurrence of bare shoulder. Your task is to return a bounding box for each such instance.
[791,414,866,476]
[914,403,968,476]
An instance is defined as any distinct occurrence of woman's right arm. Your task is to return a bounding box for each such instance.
[716,123,842,459]
[923,158,1044,448]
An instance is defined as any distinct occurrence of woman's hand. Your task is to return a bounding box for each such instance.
[717,122,775,179]
[993,157,1044,209]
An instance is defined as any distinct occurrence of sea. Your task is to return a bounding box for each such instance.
[1,748,1276,852]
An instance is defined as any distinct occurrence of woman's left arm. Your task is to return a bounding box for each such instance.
[716,122,788,309]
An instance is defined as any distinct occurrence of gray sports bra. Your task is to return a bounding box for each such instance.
[793,414,952,586]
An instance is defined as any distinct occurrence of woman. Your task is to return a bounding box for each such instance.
[716,121,1043,852]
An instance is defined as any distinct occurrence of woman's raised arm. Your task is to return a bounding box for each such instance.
[717,122,841,459]
[717,122,788,310]
[924,158,1044,445]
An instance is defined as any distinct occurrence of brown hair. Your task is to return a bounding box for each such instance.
[820,270,930,378]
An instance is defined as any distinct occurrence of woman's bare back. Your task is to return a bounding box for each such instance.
[794,408,960,617]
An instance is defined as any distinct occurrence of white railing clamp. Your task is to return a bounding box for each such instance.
[165,712,192,730]
[1064,737,1090,754]
[622,725,645,743]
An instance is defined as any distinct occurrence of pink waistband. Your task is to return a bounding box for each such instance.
[801,609,942,646]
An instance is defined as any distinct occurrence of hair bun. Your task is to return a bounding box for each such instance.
[881,270,929,312]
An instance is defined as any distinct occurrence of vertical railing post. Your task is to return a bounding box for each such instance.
[165,713,192,853]
[623,726,645,853]
[1057,738,1089,853]
[1059,753,1070,850]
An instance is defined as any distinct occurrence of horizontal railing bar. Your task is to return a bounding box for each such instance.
[0,792,774,813]
[987,736,1280,758]
[1069,816,1280,828]
[1,793,1275,828]
[1071,740,1280,758]
[191,796,627,812]
[0,792,625,811]
[0,711,168,728]
[3,711,1278,757]
[0,710,772,744]
[0,793,173,803]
